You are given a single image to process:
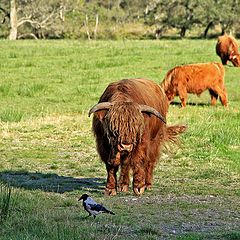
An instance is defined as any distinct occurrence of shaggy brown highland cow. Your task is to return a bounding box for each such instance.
[89,78,186,196]
[216,34,240,67]
[160,62,228,108]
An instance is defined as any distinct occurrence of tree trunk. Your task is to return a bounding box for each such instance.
[203,21,213,38]
[9,0,18,40]
[0,7,10,24]
[180,26,186,38]
[84,15,91,40]
[221,28,225,36]
[59,0,65,22]
[93,14,99,40]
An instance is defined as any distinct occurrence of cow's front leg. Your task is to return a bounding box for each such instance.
[132,160,146,196]
[209,89,218,106]
[105,163,119,196]
[145,162,154,191]
[118,157,130,193]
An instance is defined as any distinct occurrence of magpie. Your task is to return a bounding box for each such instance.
[78,194,115,219]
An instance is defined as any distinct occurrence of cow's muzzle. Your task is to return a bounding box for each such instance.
[117,143,133,152]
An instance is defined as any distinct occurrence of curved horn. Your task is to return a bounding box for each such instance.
[88,102,113,117]
[140,105,166,124]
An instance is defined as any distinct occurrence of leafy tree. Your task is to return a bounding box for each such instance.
[145,0,240,38]
[218,0,240,34]
[0,1,11,38]
[145,0,203,38]
[201,0,240,37]
[0,0,64,39]
[1,0,240,40]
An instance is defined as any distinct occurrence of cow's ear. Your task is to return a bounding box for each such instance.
[94,110,108,122]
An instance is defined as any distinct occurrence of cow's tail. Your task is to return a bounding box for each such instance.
[165,124,187,143]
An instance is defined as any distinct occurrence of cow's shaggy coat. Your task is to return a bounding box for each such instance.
[89,78,186,196]
[216,34,240,67]
[160,62,228,108]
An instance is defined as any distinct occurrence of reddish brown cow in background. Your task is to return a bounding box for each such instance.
[160,62,228,108]
[89,78,186,196]
[216,34,240,67]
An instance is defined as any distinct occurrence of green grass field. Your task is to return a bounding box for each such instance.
[0,39,239,239]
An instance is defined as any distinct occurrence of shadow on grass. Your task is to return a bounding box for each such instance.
[0,170,105,194]
[171,101,210,107]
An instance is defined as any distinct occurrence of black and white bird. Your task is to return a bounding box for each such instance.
[78,194,115,219]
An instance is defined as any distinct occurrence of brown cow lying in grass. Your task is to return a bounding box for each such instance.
[160,62,228,108]
[89,78,186,196]
[216,34,240,67]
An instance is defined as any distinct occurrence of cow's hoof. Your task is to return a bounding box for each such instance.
[145,184,152,191]
[104,188,117,196]
[133,186,145,196]
[118,185,129,192]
